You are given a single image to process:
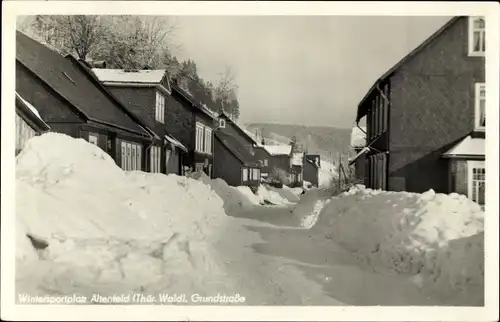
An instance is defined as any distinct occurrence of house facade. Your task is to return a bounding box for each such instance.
[213,131,261,191]
[91,68,187,175]
[257,144,304,187]
[16,31,155,171]
[254,144,273,181]
[354,16,486,206]
[15,92,50,155]
[168,83,217,177]
[304,154,321,187]
[213,111,261,188]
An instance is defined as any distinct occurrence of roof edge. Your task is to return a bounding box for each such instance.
[355,16,462,122]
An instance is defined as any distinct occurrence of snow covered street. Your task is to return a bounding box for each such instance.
[14,134,484,307]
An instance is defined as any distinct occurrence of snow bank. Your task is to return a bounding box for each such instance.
[318,159,338,188]
[313,185,484,305]
[191,172,261,213]
[16,133,239,298]
[256,185,295,206]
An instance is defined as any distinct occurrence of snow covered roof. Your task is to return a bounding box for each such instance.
[16,92,42,120]
[350,126,366,148]
[291,152,304,166]
[92,68,166,84]
[443,135,485,159]
[348,147,371,165]
[262,145,292,156]
[165,134,188,153]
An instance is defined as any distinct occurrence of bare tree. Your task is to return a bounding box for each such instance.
[215,65,239,119]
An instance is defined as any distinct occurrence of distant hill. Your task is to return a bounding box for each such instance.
[244,123,353,165]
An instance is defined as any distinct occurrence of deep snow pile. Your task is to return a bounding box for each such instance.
[256,185,295,206]
[318,159,338,188]
[191,172,261,213]
[264,185,301,203]
[16,133,239,299]
[313,185,484,305]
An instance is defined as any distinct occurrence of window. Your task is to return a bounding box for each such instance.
[155,91,165,123]
[475,83,486,129]
[120,141,142,171]
[88,133,99,145]
[253,168,260,180]
[195,122,212,154]
[468,161,485,206]
[219,119,226,128]
[263,159,268,166]
[195,123,204,153]
[468,16,486,56]
[242,167,249,181]
[150,145,161,173]
[204,127,212,154]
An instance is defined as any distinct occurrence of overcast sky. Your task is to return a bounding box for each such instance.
[172,15,452,128]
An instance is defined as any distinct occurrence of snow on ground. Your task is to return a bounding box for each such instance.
[311,185,484,305]
[15,133,241,300]
[191,172,261,214]
[256,185,296,206]
[191,173,298,211]
[318,159,338,188]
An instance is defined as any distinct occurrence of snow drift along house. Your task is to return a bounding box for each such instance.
[15,31,156,170]
[91,68,187,175]
[15,92,50,155]
[214,111,261,191]
[352,16,485,206]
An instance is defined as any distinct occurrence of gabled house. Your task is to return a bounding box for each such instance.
[15,92,50,155]
[256,144,304,187]
[254,142,273,181]
[167,82,218,177]
[304,154,321,188]
[348,126,367,182]
[91,68,187,175]
[213,111,261,188]
[16,31,155,171]
[353,16,486,207]
[213,131,261,191]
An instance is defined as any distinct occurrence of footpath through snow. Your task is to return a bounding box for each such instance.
[309,185,485,306]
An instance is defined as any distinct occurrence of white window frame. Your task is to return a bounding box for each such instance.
[204,127,212,155]
[242,167,248,182]
[88,133,99,145]
[195,122,204,153]
[468,16,486,57]
[155,91,165,123]
[467,160,485,206]
[474,83,486,130]
[263,159,268,167]
[219,119,226,128]
[150,145,161,173]
[121,141,142,171]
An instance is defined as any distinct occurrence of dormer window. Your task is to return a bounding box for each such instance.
[468,16,485,56]
[475,83,486,130]
[219,119,226,128]
[155,91,165,123]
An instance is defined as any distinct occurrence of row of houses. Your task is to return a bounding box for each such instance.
[349,16,486,207]
[15,31,320,192]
